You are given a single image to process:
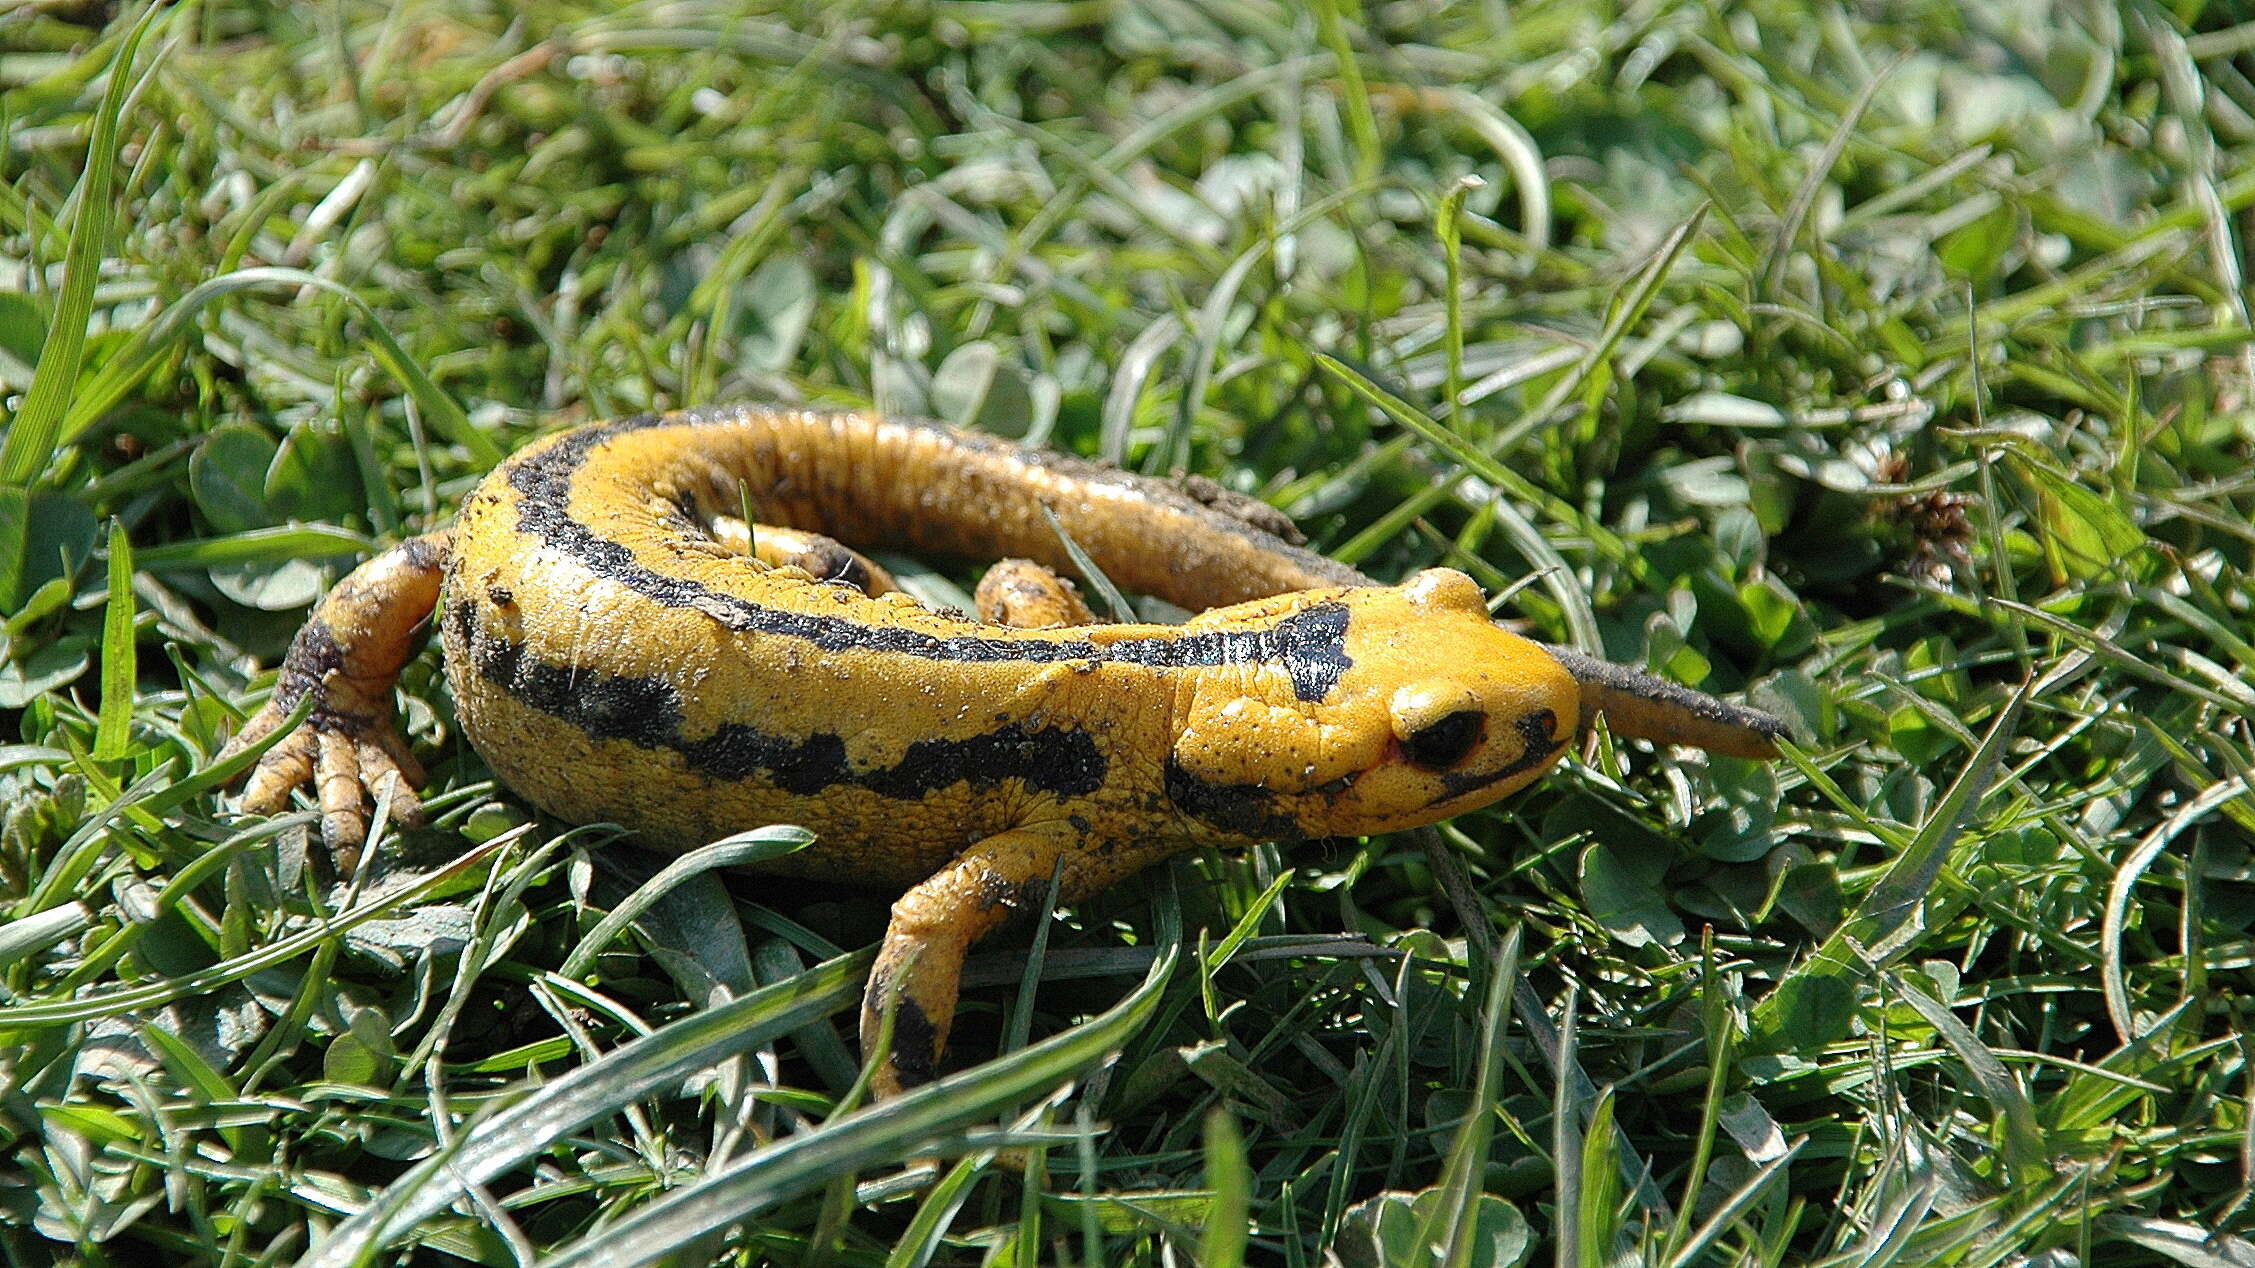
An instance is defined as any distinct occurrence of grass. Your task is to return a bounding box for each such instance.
[3,0,2254,1263]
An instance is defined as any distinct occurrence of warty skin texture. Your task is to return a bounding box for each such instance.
[227,404,1781,1095]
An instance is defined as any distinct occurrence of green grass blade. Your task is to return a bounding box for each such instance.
[12,5,2252,1259]
[1659,1138,1807,1268]
[1415,930,1520,1268]
[1576,1090,1623,1268]
[1166,183,1368,472]
[1885,971,2046,1182]
[1551,989,1583,1268]
[300,948,874,1268]
[530,939,1180,1268]
[0,903,93,971]
[80,265,494,466]
[1200,1109,1252,1268]
[1038,503,1137,622]
[1749,680,2031,1053]
[1309,0,1379,183]
[1439,175,1477,429]
[882,1153,989,1268]
[0,485,27,608]
[1664,933,1738,1256]
[92,520,133,760]
[1313,351,1608,650]
[558,827,813,978]
[134,525,376,569]
[0,829,519,1031]
[0,2,167,485]
[1509,205,1708,460]
[2102,774,2250,1044]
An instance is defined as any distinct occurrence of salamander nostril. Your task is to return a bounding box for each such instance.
[1518,708,1558,751]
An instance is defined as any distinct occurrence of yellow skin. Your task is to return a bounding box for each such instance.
[226,405,1781,1095]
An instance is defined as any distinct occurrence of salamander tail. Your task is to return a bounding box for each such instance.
[1540,644,1785,759]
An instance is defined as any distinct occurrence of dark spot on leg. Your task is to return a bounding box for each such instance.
[975,869,1018,913]
[277,619,345,704]
[797,541,871,591]
[397,536,445,570]
[887,996,940,1089]
[274,620,382,737]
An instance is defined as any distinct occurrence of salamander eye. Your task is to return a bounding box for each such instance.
[1403,709,1484,770]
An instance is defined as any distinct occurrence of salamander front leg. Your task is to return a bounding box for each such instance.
[223,531,450,870]
[861,819,1096,1098]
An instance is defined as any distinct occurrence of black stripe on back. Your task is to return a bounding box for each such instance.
[504,411,1356,701]
[464,614,1110,799]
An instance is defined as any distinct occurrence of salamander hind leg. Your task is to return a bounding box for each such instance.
[710,518,901,595]
[975,559,1096,628]
[223,531,450,869]
[861,819,1109,1098]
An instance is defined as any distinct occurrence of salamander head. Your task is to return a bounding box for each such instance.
[1165,569,1579,841]
[1311,568,1580,835]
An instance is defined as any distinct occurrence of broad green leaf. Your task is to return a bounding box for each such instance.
[1336,1189,1533,1268]
[1580,844,1684,948]
[2006,452,2145,582]
[1738,576,1805,650]
[0,640,90,708]
[322,1006,397,1087]
[1936,200,2016,279]
[210,557,336,611]
[188,423,280,534]
[736,253,816,373]
[11,491,99,607]
[266,419,360,524]
[1696,763,1782,864]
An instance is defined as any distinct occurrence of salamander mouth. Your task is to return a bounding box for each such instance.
[1433,708,1564,804]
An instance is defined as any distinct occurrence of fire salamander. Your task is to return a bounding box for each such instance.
[226,404,1784,1095]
